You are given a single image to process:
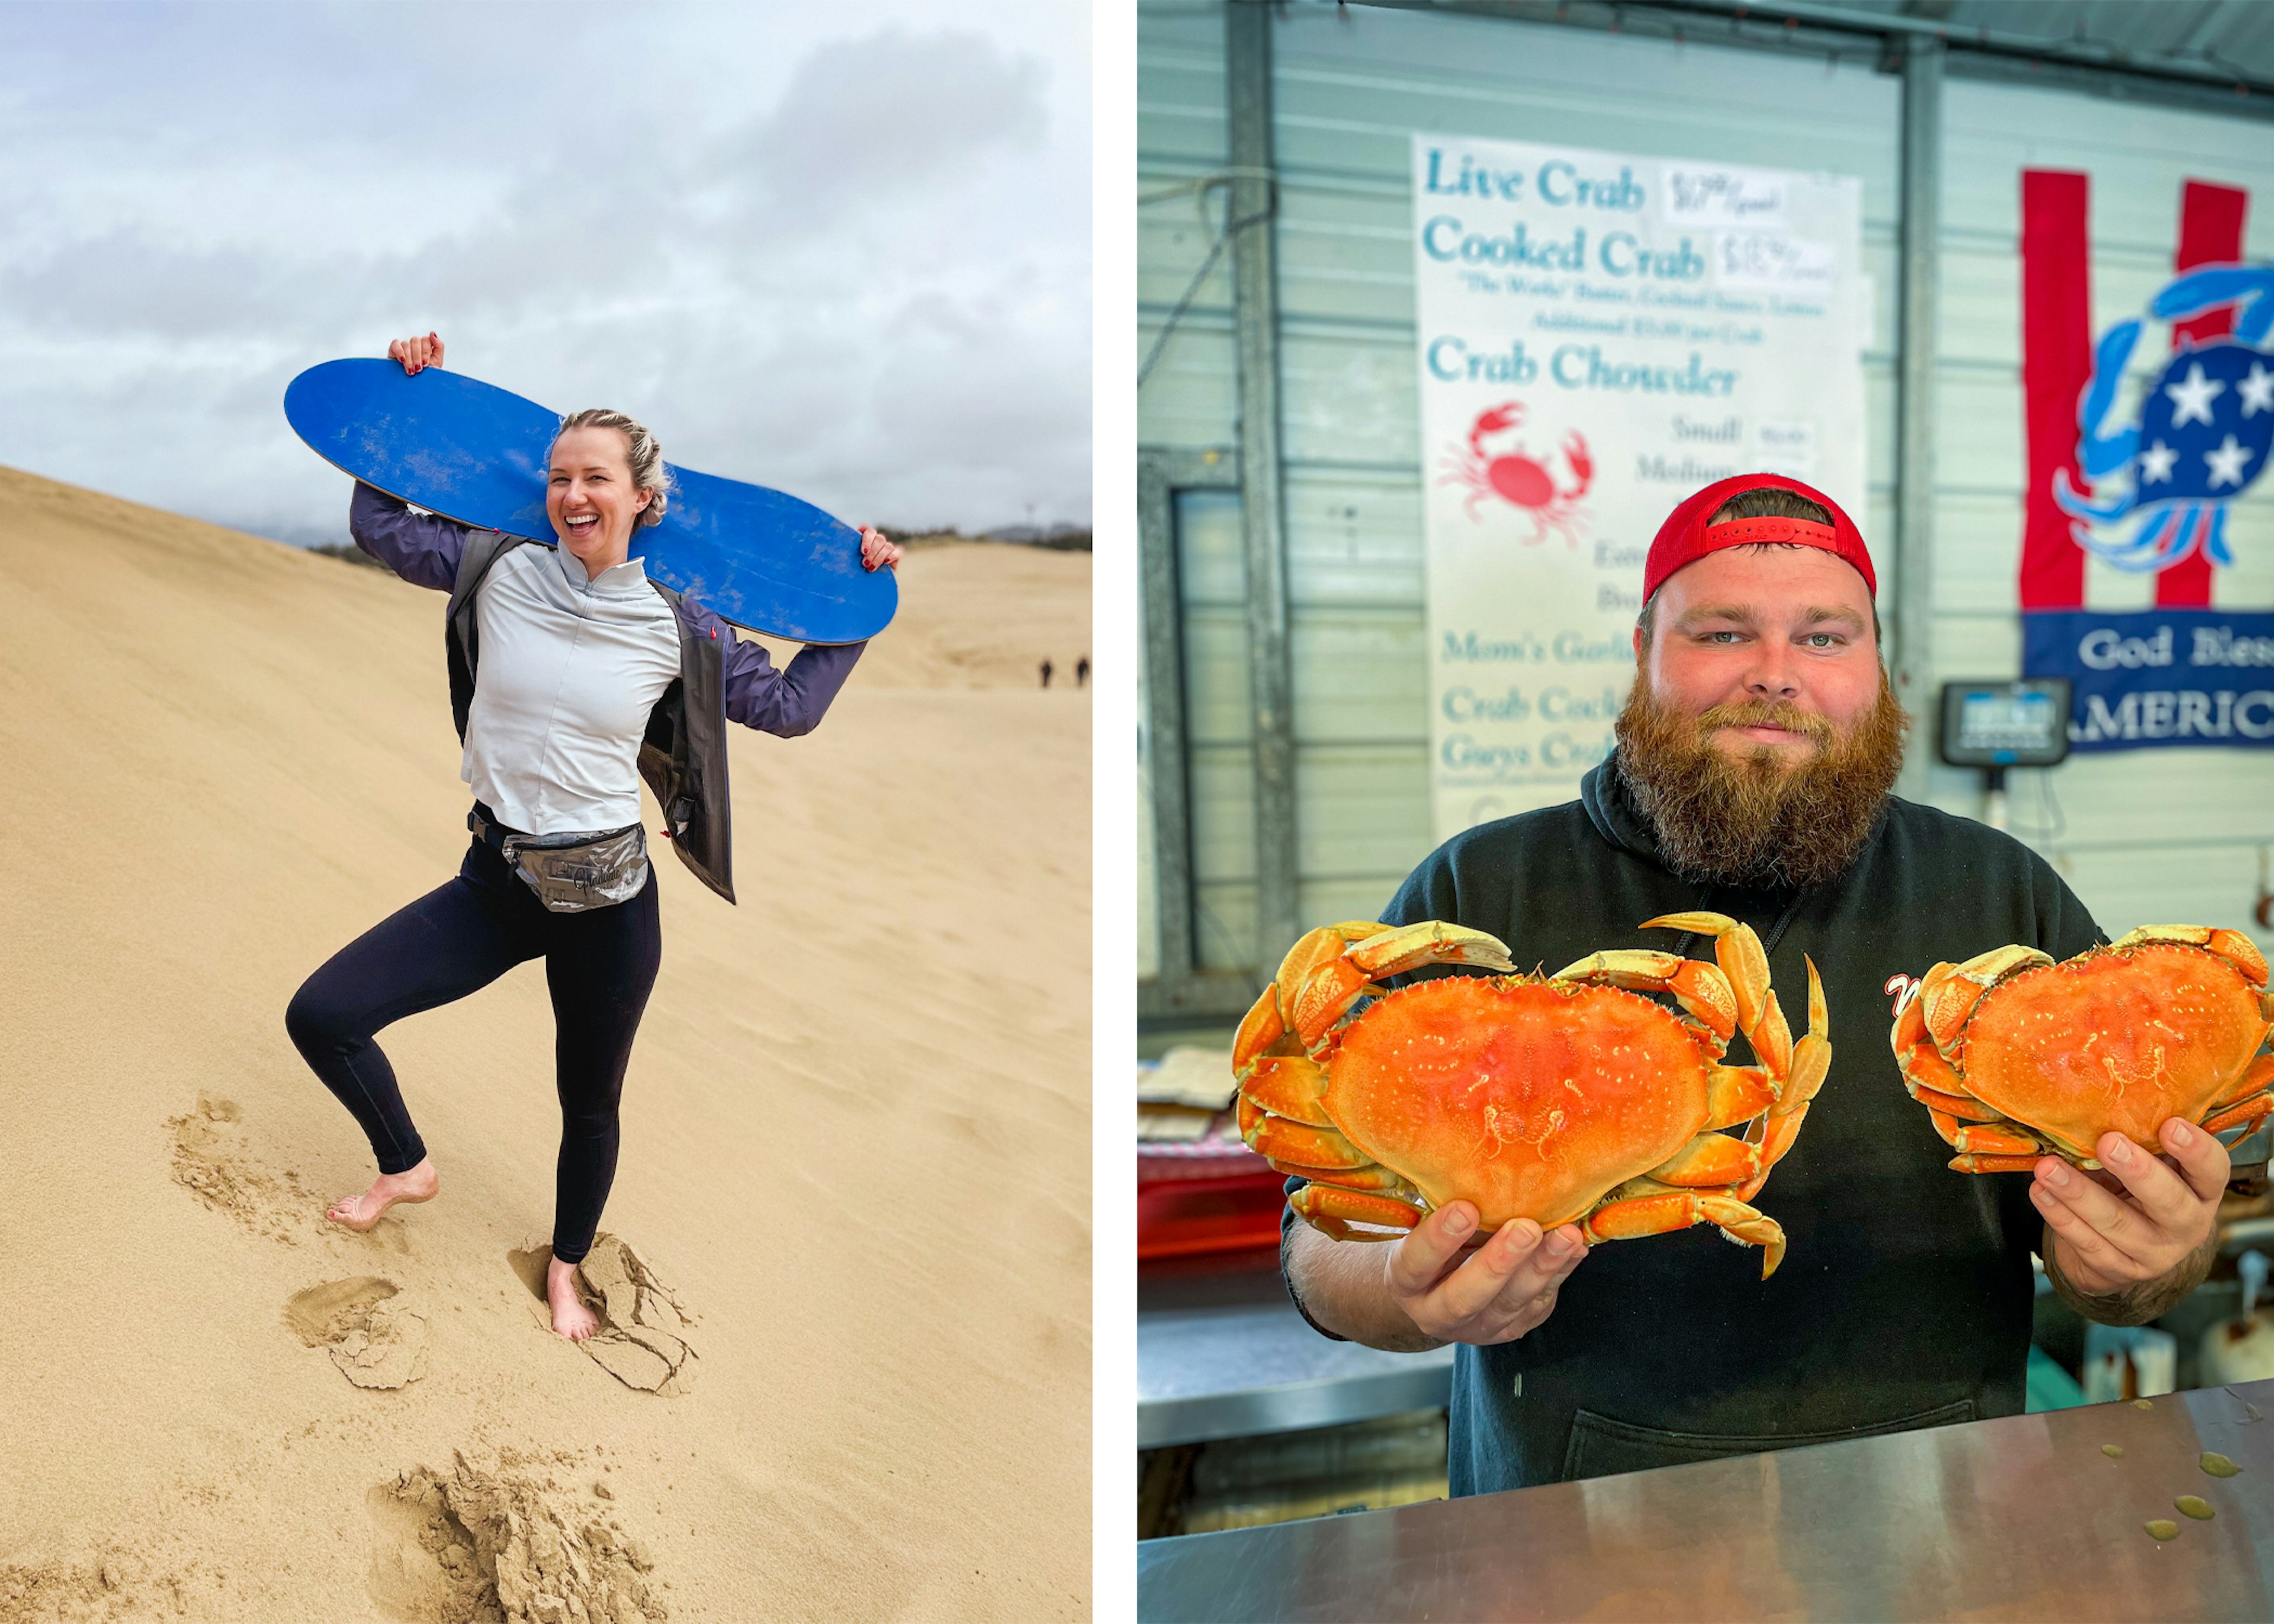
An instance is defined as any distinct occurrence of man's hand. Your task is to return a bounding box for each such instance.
[1385,1202,1588,1348]
[857,525,901,571]
[2032,1117,2225,1316]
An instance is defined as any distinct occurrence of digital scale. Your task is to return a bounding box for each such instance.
[1936,678,2073,831]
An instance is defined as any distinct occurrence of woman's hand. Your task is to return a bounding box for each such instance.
[387,332,445,375]
[857,525,902,572]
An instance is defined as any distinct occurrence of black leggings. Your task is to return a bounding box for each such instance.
[285,834,662,1264]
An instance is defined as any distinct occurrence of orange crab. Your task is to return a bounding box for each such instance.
[1893,925,2274,1173]
[1233,913,1828,1278]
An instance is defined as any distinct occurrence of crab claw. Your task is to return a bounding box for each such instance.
[1563,430,1593,495]
[1582,1187,1787,1279]
[1553,947,1738,1044]
[2113,925,2270,987]
[1469,401,1524,456]
[1289,922,1515,1049]
[1232,921,1387,1070]
[1920,946,2051,1049]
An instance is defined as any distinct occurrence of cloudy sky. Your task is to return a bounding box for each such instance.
[0,0,1088,544]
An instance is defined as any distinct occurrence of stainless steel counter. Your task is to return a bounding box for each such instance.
[1139,1377,2274,1622]
[1138,1249,1454,1449]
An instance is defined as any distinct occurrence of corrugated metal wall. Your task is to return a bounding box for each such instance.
[1139,1,2274,983]
[1931,75,2274,934]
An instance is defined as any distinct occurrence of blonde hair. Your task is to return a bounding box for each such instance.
[554,408,672,528]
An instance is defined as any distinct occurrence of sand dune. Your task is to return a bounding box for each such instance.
[0,465,1090,1622]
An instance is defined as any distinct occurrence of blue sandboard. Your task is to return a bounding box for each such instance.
[283,358,895,644]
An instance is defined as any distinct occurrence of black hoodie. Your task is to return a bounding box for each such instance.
[1285,757,2105,1493]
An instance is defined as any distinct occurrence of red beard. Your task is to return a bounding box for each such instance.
[1614,678,1912,890]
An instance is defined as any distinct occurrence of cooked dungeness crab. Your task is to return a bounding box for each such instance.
[1894,926,2274,1172]
[1234,914,1828,1277]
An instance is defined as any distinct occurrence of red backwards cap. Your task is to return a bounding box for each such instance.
[1642,472,1875,603]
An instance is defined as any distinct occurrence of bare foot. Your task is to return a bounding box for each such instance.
[547,1256,599,1342]
[326,1157,439,1232]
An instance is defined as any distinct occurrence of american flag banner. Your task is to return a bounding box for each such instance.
[2018,171,2274,751]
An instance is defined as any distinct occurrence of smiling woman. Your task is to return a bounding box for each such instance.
[284,330,903,1343]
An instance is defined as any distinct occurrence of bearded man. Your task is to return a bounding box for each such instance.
[1281,474,2230,1495]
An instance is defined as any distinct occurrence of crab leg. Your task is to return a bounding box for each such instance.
[1268,1159,1418,1197]
[1732,965,1827,1202]
[1238,1096,1374,1170]
[1640,912,1771,1033]
[1740,1059,1825,1197]
[2203,1055,2274,1136]
[1949,1154,2045,1174]
[1737,1115,1801,1205]
[1751,993,1796,1081]
[1239,1054,1334,1127]
[2205,1094,2274,1137]
[1897,1039,1967,1097]
[1289,1182,1424,1241]
[1777,959,1830,1118]
[1908,1082,2005,1123]
[1290,921,1517,1049]
[1581,1188,1787,1278]
[1739,1107,1813,1198]
[1928,1109,2046,1158]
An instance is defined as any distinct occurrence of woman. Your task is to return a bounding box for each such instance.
[285,332,901,1340]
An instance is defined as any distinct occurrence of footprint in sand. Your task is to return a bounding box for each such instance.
[506,1236,698,1395]
[1,1555,159,1620]
[370,1448,662,1624]
[285,1276,431,1390]
[168,1094,321,1245]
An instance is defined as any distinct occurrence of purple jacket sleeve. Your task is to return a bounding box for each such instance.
[348,481,471,591]
[673,592,866,738]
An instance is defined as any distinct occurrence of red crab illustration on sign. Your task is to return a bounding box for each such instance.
[1440,401,1594,542]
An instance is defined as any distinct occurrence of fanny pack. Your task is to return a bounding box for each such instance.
[469,805,649,912]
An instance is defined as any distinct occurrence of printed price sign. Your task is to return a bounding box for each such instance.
[1716,232,1838,293]
[1663,164,1788,225]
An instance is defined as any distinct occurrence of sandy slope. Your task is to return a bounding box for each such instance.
[0,465,1090,1623]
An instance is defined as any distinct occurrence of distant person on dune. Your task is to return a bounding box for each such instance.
[1076,656,1088,688]
[285,332,902,1342]
[1040,657,1054,689]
